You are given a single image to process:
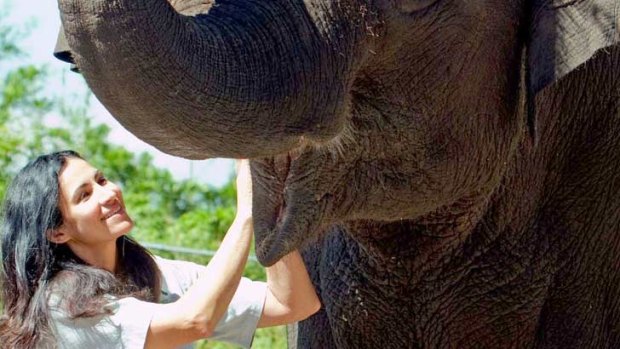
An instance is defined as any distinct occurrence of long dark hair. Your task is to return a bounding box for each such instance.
[0,150,161,348]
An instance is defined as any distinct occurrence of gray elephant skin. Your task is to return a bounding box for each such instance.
[54,0,620,348]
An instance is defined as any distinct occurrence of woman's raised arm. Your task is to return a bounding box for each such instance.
[145,160,255,349]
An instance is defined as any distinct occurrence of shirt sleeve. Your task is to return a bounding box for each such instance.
[50,296,158,349]
[155,256,268,348]
[155,257,267,348]
[209,277,267,348]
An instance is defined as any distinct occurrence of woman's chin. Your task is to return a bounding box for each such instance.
[115,220,134,237]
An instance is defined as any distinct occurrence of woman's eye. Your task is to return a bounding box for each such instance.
[79,191,91,201]
[97,176,108,185]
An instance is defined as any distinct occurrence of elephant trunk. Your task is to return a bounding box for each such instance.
[58,0,370,158]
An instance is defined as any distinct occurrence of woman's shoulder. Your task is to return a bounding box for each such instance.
[153,255,207,279]
[49,294,158,349]
[153,255,207,296]
[153,255,204,270]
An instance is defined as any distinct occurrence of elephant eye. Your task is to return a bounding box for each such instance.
[398,0,440,13]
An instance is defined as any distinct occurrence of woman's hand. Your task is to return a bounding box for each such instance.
[235,159,253,220]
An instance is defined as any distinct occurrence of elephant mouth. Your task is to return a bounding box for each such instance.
[253,149,325,266]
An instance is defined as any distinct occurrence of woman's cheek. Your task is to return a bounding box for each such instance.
[80,202,101,226]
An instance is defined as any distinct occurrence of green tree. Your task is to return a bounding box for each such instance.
[0,17,53,199]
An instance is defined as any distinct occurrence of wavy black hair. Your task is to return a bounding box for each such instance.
[0,150,161,348]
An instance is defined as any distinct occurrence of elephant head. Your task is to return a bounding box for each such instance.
[54,0,619,267]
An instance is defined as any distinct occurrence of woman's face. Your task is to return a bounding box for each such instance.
[55,157,133,246]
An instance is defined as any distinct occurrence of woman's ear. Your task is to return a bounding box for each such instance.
[46,227,71,244]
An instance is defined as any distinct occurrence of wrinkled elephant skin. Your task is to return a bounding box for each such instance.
[55,0,620,347]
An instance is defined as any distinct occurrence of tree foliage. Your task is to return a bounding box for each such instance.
[0,11,285,349]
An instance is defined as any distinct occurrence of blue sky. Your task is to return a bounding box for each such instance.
[4,0,234,187]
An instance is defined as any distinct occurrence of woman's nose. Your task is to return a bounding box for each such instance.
[98,186,118,205]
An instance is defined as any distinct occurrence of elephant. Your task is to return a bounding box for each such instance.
[53,0,619,347]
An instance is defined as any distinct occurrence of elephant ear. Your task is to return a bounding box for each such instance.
[526,0,619,140]
[53,25,80,73]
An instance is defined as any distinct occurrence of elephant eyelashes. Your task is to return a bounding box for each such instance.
[397,0,440,13]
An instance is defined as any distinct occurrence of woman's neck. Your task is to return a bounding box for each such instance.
[67,239,119,273]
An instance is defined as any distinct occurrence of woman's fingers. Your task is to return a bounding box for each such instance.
[235,159,245,174]
[235,159,253,218]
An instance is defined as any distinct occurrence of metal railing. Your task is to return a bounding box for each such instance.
[140,241,259,263]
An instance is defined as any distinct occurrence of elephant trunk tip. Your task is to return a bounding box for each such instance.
[255,231,298,267]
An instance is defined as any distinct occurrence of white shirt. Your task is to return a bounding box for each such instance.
[49,256,267,349]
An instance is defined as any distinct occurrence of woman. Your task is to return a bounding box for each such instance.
[0,150,320,348]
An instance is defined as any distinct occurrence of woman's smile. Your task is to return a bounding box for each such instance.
[103,206,125,220]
